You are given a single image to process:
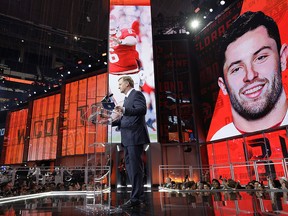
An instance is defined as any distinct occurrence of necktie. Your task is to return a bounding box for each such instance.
[124,97,128,106]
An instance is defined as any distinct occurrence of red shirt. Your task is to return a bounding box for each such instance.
[109,28,140,75]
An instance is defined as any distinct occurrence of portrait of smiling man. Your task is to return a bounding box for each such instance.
[211,11,288,141]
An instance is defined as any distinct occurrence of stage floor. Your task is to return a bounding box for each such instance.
[1,187,288,215]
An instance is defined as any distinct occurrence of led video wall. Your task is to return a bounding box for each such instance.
[198,0,288,182]
[28,94,60,160]
[206,0,288,141]
[108,0,157,143]
[4,109,28,164]
[62,73,107,156]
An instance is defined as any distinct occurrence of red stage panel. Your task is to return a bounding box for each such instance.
[110,0,149,5]
[62,74,108,156]
[4,109,28,164]
[28,94,60,161]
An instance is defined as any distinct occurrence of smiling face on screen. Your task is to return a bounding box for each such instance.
[218,26,284,120]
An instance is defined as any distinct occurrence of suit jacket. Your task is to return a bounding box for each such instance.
[112,89,150,146]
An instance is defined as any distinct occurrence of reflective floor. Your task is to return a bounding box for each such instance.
[1,188,288,215]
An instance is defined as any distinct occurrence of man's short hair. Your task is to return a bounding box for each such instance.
[119,76,134,88]
[218,11,281,77]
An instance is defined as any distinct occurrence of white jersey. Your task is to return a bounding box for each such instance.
[210,109,288,141]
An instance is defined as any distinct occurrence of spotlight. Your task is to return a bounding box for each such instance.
[190,19,200,29]
[220,0,225,5]
[209,8,213,12]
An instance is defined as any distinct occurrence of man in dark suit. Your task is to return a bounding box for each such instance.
[112,75,150,209]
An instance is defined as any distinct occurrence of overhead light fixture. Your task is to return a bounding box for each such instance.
[209,8,213,12]
[194,7,200,13]
[220,0,225,5]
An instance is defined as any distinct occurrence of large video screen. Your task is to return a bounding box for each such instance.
[4,109,28,164]
[206,0,288,141]
[28,94,60,160]
[62,73,107,156]
[108,0,157,143]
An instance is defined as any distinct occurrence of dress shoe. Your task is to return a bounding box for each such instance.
[121,199,141,209]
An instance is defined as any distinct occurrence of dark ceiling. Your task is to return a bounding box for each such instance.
[0,0,235,112]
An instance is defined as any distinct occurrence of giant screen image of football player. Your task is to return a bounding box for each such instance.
[108,1,157,143]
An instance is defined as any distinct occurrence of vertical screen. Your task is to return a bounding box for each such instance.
[108,0,157,143]
[4,109,28,164]
[28,94,60,160]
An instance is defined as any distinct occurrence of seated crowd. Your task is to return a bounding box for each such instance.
[0,166,108,198]
[162,175,288,191]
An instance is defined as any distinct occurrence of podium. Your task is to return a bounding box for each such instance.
[77,103,122,214]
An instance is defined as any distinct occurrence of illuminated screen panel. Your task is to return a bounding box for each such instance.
[108,0,157,143]
[62,74,107,156]
[28,94,60,161]
[207,0,288,141]
[4,109,28,164]
[208,129,288,181]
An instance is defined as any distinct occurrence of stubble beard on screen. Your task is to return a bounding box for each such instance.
[227,70,283,121]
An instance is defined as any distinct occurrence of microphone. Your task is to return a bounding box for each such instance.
[101,93,115,110]
[101,93,113,102]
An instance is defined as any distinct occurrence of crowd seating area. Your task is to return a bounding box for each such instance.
[0,165,109,198]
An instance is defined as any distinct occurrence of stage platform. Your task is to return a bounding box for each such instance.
[1,187,288,215]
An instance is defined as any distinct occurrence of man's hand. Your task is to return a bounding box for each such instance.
[115,106,124,114]
[98,118,110,125]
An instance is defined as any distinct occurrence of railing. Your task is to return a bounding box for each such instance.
[159,158,288,186]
